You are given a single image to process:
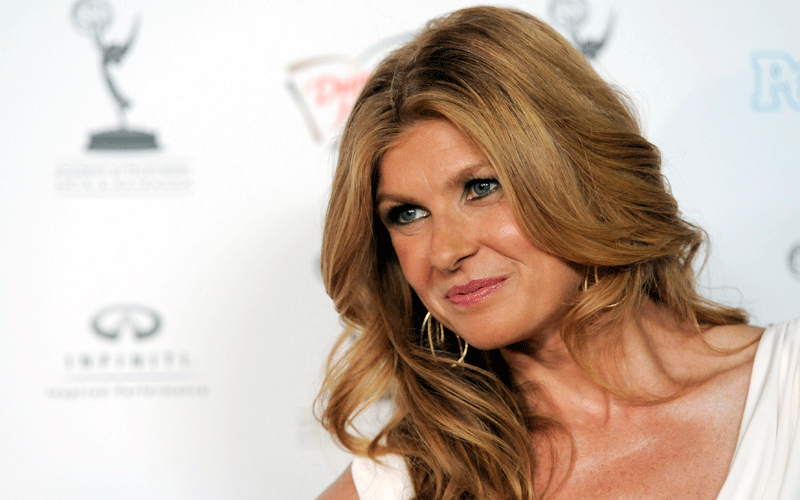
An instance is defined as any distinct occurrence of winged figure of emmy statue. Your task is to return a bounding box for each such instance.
[72,0,158,150]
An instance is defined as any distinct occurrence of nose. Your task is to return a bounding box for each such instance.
[428,212,479,272]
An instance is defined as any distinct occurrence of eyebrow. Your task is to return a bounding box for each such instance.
[375,161,490,206]
[447,162,491,190]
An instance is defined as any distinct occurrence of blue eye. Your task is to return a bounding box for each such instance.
[386,205,428,225]
[466,178,499,199]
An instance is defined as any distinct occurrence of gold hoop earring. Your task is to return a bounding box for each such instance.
[422,312,469,364]
[581,265,623,309]
[422,311,444,357]
[581,266,594,292]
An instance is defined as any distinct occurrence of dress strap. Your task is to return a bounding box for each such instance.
[351,454,414,500]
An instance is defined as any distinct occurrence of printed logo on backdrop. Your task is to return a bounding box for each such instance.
[286,1,614,146]
[751,51,800,112]
[548,0,615,59]
[47,304,209,400]
[286,33,413,144]
[92,304,161,339]
[72,0,157,151]
[789,242,800,281]
[57,0,191,197]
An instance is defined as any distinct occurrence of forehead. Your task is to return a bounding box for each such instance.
[377,120,486,193]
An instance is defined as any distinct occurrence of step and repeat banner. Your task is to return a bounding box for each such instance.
[1,0,798,498]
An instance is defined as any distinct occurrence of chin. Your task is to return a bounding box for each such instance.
[459,333,516,352]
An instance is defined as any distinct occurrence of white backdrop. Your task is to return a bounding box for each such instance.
[1,0,798,498]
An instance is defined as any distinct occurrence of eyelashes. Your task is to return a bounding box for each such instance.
[465,178,499,200]
[385,205,429,225]
[382,177,500,226]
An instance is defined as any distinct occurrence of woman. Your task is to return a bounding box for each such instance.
[316,6,799,499]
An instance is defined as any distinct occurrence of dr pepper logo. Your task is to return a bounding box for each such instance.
[286,33,412,144]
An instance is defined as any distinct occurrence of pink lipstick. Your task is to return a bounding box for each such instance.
[445,277,506,306]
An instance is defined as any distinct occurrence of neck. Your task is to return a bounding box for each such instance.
[499,300,698,424]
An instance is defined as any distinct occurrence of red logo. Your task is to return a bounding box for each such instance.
[287,33,413,144]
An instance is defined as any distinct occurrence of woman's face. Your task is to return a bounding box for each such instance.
[376,120,582,350]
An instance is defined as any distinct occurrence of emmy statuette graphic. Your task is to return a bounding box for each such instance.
[72,0,158,150]
[549,0,614,59]
[789,242,800,281]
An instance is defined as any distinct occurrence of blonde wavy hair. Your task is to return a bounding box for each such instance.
[318,6,747,499]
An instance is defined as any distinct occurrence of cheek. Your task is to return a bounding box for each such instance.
[487,211,535,252]
[554,261,583,294]
[390,234,428,290]
[495,220,525,244]
[489,212,581,293]
[536,255,583,305]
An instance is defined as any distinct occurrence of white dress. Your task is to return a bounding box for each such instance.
[715,318,800,499]
[351,453,414,500]
[351,319,800,500]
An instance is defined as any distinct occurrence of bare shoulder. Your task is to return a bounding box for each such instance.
[702,323,765,353]
[317,464,359,500]
[670,322,764,388]
[694,323,765,390]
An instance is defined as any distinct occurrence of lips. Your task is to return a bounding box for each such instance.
[445,277,507,306]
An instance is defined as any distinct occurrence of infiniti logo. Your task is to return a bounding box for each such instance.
[46,305,208,400]
[92,304,161,340]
